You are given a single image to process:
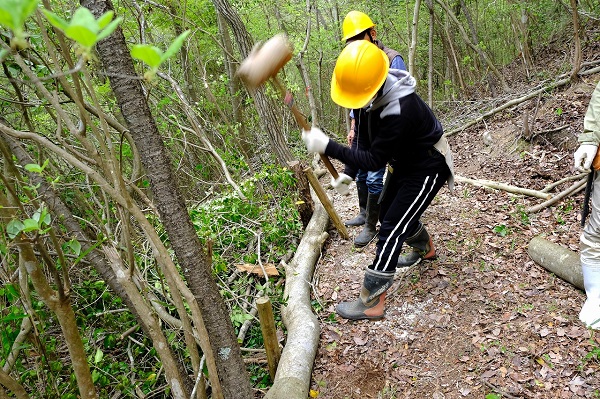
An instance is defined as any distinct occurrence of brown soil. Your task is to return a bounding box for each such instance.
[309,72,600,398]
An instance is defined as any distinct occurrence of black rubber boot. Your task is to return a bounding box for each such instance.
[345,180,368,226]
[397,223,436,267]
[354,192,380,247]
[336,269,394,320]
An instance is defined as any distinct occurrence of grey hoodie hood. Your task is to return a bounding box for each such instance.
[368,69,416,112]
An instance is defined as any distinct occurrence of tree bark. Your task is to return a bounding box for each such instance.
[408,0,421,77]
[0,369,29,399]
[16,239,98,398]
[570,0,582,80]
[216,12,251,161]
[528,236,583,290]
[265,194,329,399]
[81,0,253,397]
[426,0,434,106]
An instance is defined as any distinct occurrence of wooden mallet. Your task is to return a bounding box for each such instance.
[237,34,339,179]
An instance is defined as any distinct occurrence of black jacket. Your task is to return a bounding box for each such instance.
[327,70,446,178]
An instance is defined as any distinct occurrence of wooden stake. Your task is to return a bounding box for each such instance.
[303,167,349,240]
[257,296,281,381]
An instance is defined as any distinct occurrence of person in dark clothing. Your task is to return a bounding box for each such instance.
[341,10,407,249]
[302,40,454,320]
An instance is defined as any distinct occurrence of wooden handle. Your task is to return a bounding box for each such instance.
[319,154,339,179]
[271,77,339,179]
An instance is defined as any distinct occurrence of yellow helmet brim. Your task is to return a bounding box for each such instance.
[331,41,389,109]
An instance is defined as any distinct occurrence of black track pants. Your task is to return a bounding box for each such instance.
[370,165,450,273]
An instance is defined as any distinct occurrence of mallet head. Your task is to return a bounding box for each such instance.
[237,34,293,89]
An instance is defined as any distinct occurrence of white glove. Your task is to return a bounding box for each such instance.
[331,173,352,195]
[301,127,329,154]
[574,143,598,172]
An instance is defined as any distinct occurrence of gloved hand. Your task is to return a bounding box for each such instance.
[574,143,599,172]
[301,127,329,154]
[331,173,352,195]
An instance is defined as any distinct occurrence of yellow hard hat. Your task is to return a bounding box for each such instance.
[341,11,375,42]
[331,40,389,109]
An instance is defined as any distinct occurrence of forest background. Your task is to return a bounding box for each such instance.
[0,0,599,398]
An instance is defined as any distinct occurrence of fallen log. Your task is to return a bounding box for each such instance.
[527,236,583,290]
[264,193,329,399]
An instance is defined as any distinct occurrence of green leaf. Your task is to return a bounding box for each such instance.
[42,7,121,51]
[131,44,163,68]
[94,348,104,364]
[64,25,97,48]
[24,163,43,173]
[96,17,121,42]
[0,0,39,30]
[41,9,69,31]
[6,219,24,239]
[33,207,51,226]
[1,312,27,322]
[22,218,39,232]
[95,10,114,29]
[162,30,191,62]
[70,7,98,30]
[68,239,82,256]
[92,369,100,383]
[5,283,20,301]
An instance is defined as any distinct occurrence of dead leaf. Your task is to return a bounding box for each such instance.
[481,370,496,378]
[235,263,279,276]
[353,335,368,346]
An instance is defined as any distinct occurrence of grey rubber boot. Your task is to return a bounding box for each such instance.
[336,269,394,320]
[354,192,380,247]
[345,180,368,226]
[397,223,436,267]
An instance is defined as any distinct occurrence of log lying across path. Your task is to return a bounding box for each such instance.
[527,236,583,290]
[264,195,329,399]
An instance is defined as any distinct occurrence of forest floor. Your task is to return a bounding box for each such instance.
[307,63,600,397]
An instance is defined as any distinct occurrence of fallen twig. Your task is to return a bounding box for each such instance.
[542,172,587,192]
[527,177,586,213]
[481,378,522,399]
[456,175,551,199]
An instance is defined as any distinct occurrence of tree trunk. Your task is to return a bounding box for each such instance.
[570,0,582,80]
[0,369,29,399]
[509,1,534,79]
[440,15,466,94]
[81,0,253,397]
[408,0,421,77]
[212,0,295,166]
[216,12,251,161]
[436,0,509,92]
[295,2,320,127]
[15,239,98,399]
[426,0,434,106]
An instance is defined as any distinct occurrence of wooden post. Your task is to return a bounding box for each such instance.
[257,296,281,381]
[303,167,349,240]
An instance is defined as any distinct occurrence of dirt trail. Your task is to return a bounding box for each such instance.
[309,76,600,398]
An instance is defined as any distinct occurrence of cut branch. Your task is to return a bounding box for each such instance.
[527,177,586,213]
[455,175,551,199]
